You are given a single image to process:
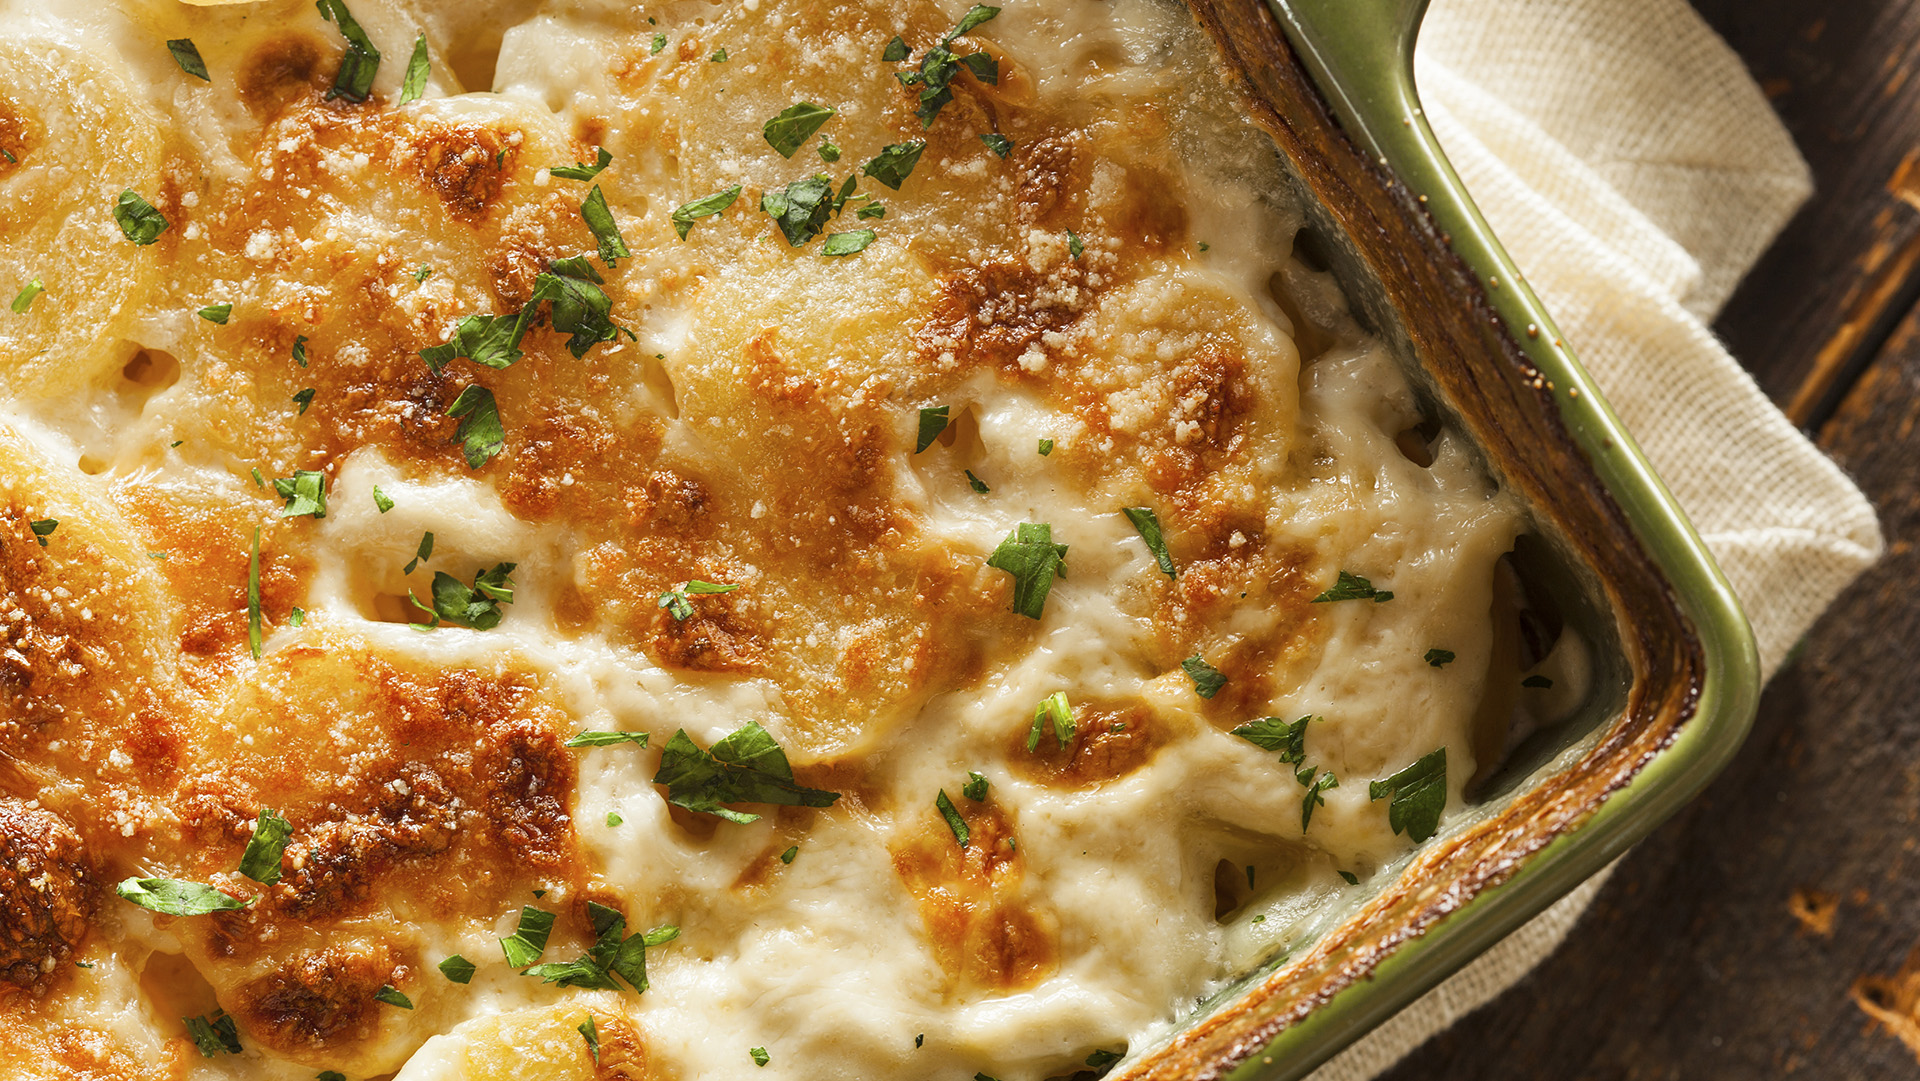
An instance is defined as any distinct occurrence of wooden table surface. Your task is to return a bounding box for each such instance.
[1385,3,1920,1079]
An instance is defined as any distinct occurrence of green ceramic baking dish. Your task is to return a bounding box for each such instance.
[1109,0,1763,1077]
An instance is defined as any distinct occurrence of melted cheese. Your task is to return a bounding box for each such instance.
[0,0,1550,1078]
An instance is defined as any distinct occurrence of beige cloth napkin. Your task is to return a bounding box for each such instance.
[1311,0,1885,1077]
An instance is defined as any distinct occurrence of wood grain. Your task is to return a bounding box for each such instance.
[1383,2,1920,1076]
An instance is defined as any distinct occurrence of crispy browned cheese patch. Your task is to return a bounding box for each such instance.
[891,798,1056,994]
[0,799,93,999]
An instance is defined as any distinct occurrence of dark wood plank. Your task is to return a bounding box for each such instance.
[1696,0,1920,424]
[1381,289,1920,1080]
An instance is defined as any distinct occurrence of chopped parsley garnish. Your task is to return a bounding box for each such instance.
[566,730,651,748]
[113,190,168,245]
[499,905,557,967]
[522,901,676,994]
[1425,648,1455,667]
[403,530,433,574]
[115,877,253,916]
[237,809,292,884]
[822,229,877,256]
[184,1012,242,1057]
[291,387,316,414]
[1522,674,1554,688]
[1338,870,1360,885]
[167,39,210,81]
[819,138,842,163]
[374,984,413,1009]
[1028,690,1074,752]
[965,470,990,493]
[980,132,1013,158]
[316,0,381,102]
[651,33,667,55]
[246,527,263,658]
[1232,715,1309,761]
[552,147,613,181]
[856,202,886,220]
[438,955,476,983]
[1086,1049,1123,1069]
[1067,229,1084,259]
[28,518,56,547]
[10,279,42,312]
[1312,570,1392,602]
[413,265,432,282]
[0,147,12,163]
[962,771,989,802]
[763,101,836,158]
[292,334,308,367]
[780,845,798,864]
[372,486,394,513]
[581,1016,600,1062]
[536,256,636,357]
[986,522,1067,619]
[420,310,534,371]
[944,4,1002,43]
[412,562,516,629]
[751,1046,770,1066]
[935,789,969,847]
[272,470,328,519]
[447,385,504,468]
[652,722,842,823]
[889,7,1000,127]
[607,811,624,826]
[657,579,738,620]
[1038,438,1053,456]
[319,1073,346,1081]
[1299,768,1338,830]
[710,47,728,62]
[672,185,741,239]
[399,33,429,103]
[287,607,305,626]
[1199,241,1211,251]
[1181,654,1226,698]
[581,186,630,265]
[197,303,231,324]
[882,36,910,62]
[1369,748,1447,843]
[761,175,836,246]
[251,468,264,488]
[861,141,925,190]
[915,405,950,452]
[1121,507,1176,578]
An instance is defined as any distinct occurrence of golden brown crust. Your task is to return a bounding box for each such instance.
[0,799,93,999]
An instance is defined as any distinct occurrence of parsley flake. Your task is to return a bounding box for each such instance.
[374,984,413,1009]
[402,530,432,574]
[438,955,476,983]
[763,101,836,158]
[1038,438,1053,456]
[522,902,675,994]
[113,190,168,245]
[184,1012,241,1057]
[652,722,841,823]
[238,809,292,884]
[671,186,741,239]
[657,579,738,620]
[291,387,316,414]
[581,1016,600,1062]
[1299,767,1338,830]
[420,308,535,372]
[1086,1049,1123,1069]
[1338,870,1360,885]
[962,771,989,801]
[822,229,877,256]
[856,202,886,220]
[1067,229,1084,259]
[1313,570,1392,602]
[710,47,728,62]
[10,279,43,312]
[292,334,308,367]
[915,405,950,452]
[116,877,253,916]
[1028,690,1074,752]
[499,905,556,967]
[581,186,631,265]
[320,1073,346,1081]
[411,265,433,283]
[761,175,836,246]
[1368,748,1447,843]
[316,0,381,102]
[751,1047,770,1067]
[533,256,636,357]
[1121,506,1176,578]
[980,132,1013,158]
[944,4,1001,43]
[28,518,56,547]
[288,607,305,626]
[412,562,516,629]
[246,526,263,658]
[651,33,667,55]
[882,35,910,62]
[197,303,231,324]
[1182,654,1226,698]
[607,811,624,826]
[1232,715,1311,763]
[552,147,613,181]
[566,730,651,748]
[0,148,12,163]
[399,33,429,103]
[986,522,1067,619]
[372,486,394,513]
[1426,648,1455,667]
[861,141,925,190]
[935,789,969,848]
[1522,674,1554,688]
[963,469,990,493]
[819,138,842,163]
[272,470,328,519]
[447,385,504,468]
[780,845,798,864]
[167,39,210,81]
